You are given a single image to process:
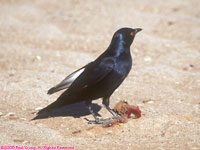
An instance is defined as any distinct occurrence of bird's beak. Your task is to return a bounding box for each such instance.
[134,28,142,34]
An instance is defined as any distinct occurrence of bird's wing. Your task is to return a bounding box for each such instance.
[47,65,88,95]
[66,58,115,94]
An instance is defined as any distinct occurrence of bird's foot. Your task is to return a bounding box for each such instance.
[87,117,115,124]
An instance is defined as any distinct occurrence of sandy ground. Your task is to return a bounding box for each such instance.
[0,0,200,149]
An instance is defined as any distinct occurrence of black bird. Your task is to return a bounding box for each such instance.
[35,27,142,124]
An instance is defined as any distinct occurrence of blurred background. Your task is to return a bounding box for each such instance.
[0,0,199,149]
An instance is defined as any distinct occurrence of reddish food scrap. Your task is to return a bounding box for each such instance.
[114,101,141,119]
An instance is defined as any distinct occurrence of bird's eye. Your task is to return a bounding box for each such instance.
[130,32,134,37]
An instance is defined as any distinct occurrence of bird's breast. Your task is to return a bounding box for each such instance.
[114,54,132,77]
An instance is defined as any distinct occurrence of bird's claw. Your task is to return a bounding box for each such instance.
[87,117,114,124]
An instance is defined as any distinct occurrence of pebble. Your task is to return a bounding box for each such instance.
[107,130,112,134]
[147,101,154,104]
[5,112,15,117]
[22,140,29,144]
[0,112,3,116]
[144,57,152,62]
[35,107,43,111]
[20,118,27,121]
[36,55,41,60]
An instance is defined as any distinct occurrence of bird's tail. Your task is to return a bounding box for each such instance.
[36,99,65,115]
[33,91,80,120]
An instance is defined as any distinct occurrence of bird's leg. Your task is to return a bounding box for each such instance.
[85,101,113,124]
[103,97,118,117]
[85,101,100,124]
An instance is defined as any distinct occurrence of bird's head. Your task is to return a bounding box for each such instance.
[112,27,142,47]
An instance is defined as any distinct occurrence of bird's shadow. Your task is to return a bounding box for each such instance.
[32,102,102,120]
